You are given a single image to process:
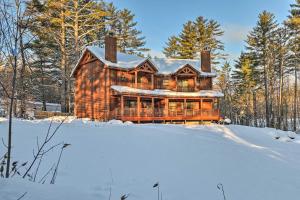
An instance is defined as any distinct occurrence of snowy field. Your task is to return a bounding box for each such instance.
[0,118,300,200]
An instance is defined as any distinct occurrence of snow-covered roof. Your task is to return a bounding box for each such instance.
[71,46,217,77]
[111,85,224,98]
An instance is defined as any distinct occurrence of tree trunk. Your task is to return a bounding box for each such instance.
[40,62,47,111]
[6,56,18,178]
[293,66,298,131]
[60,1,69,113]
[253,91,258,127]
[18,30,27,118]
[263,64,270,127]
[278,55,284,130]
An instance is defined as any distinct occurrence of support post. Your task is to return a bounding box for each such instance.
[135,71,138,88]
[164,98,169,117]
[152,97,155,117]
[200,98,203,116]
[151,74,154,90]
[137,96,141,123]
[107,68,110,119]
[184,99,187,116]
[175,76,178,91]
[194,76,197,91]
[121,95,124,118]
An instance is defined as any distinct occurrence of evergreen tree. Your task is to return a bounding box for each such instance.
[286,0,300,131]
[232,53,257,126]
[194,16,224,62]
[178,21,197,59]
[113,8,149,55]
[163,16,224,62]
[246,11,278,127]
[217,62,232,119]
[163,36,180,58]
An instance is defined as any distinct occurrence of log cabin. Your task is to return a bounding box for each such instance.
[71,33,224,123]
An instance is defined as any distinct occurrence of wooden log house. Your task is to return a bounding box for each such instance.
[71,33,224,123]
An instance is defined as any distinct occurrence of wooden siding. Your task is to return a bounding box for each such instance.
[74,51,220,122]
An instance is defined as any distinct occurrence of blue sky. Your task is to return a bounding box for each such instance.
[110,0,294,62]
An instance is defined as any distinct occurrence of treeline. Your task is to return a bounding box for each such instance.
[217,2,300,131]
[0,0,148,117]
[162,1,300,131]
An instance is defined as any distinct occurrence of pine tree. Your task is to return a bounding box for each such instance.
[194,16,224,62]
[217,62,232,119]
[163,16,224,62]
[113,8,149,55]
[163,36,180,58]
[232,53,257,126]
[273,27,290,129]
[246,11,278,127]
[286,0,300,131]
[178,21,197,59]
[27,0,107,112]
[67,0,106,61]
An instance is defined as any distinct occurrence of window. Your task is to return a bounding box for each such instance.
[186,102,193,109]
[110,70,117,84]
[163,79,169,87]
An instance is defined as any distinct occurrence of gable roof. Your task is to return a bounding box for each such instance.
[71,46,217,77]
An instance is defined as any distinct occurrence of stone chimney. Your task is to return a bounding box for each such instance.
[105,32,117,63]
[201,49,211,72]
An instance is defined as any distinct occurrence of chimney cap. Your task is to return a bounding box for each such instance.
[107,30,115,37]
[203,45,211,51]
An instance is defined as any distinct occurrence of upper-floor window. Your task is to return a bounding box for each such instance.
[177,79,194,92]
[162,79,169,88]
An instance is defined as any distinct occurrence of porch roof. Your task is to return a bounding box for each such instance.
[111,85,224,98]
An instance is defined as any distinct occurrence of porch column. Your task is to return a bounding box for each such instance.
[194,76,197,91]
[200,98,203,116]
[121,95,124,117]
[135,71,138,88]
[184,99,187,116]
[151,74,154,89]
[175,76,178,91]
[164,98,169,117]
[137,96,141,118]
[151,97,155,117]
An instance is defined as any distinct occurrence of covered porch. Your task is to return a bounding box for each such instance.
[110,95,220,123]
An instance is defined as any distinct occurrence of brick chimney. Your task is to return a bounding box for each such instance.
[105,32,117,63]
[201,50,211,72]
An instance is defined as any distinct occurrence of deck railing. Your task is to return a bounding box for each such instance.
[112,108,219,119]
[176,87,195,92]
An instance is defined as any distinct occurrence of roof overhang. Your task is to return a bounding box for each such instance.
[111,85,224,98]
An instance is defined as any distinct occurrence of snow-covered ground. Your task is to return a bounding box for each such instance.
[0,118,300,200]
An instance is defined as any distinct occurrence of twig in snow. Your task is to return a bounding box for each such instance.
[22,116,69,179]
[217,183,227,200]
[38,164,55,184]
[121,194,129,200]
[16,192,27,200]
[50,143,70,184]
